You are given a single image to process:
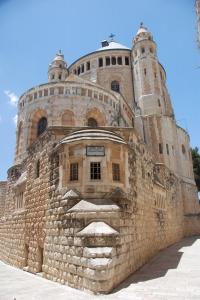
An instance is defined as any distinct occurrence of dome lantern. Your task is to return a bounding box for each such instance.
[48,50,69,82]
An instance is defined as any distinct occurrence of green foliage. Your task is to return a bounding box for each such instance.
[191,147,200,192]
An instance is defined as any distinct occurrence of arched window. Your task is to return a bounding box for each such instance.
[111,81,120,93]
[37,117,47,136]
[88,118,98,127]
[182,144,186,155]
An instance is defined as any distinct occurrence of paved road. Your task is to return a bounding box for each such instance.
[1,236,200,300]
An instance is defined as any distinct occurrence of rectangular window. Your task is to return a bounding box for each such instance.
[86,61,90,71]
[99,58,103,67]
[106,57,110,66]
[112,163,120,181]
[90,162,101,180]
[70,163,78,181]
[144,68,147,75]
[125,56,129,65]
[44,89,48,96]
[34,92,37,99]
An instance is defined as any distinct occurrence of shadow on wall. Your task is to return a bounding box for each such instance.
[111,236,199,293]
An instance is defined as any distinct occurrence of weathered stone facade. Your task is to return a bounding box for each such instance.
[0,24,199,294]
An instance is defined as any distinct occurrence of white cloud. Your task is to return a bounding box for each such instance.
[4,90,18,106]
[13,114,18,126]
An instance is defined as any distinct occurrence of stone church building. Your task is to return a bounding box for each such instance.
[0,24,199,293]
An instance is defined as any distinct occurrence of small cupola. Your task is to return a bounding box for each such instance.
[48,50,69,82]
[133,23,153,44]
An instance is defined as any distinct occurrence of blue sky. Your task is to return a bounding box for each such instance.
[0,0,199,180]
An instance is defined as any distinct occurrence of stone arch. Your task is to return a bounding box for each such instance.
[86,107,106,127]
[16,121,23,156]
[61,110,75,126]
[28,109,48,145]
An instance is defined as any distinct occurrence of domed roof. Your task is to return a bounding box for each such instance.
[136,27,148,35]
[59,129,126,145]
[96,41,130,52]
[136,23,151,36]
[53,51,65,61]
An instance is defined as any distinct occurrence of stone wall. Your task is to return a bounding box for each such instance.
[0,128,199,294]
[0,181,7,217]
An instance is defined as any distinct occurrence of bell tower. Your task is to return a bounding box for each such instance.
[48,50,68,82]
[132,23,174,118]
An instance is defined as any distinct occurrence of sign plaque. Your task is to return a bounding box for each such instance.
[86,146,105,156]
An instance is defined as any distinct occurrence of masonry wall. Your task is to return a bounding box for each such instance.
[0,128,198,294]
[0,181,7,217]
[0,132,54,272]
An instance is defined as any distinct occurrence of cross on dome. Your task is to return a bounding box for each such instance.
[109,33,115,41]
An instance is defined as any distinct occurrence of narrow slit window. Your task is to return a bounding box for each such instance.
[159,143,163,154]
[36,160,40,178]
[166,144,169,155]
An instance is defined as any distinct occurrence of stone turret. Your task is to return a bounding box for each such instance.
[48,50,68,82]
[132,23,174,118]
